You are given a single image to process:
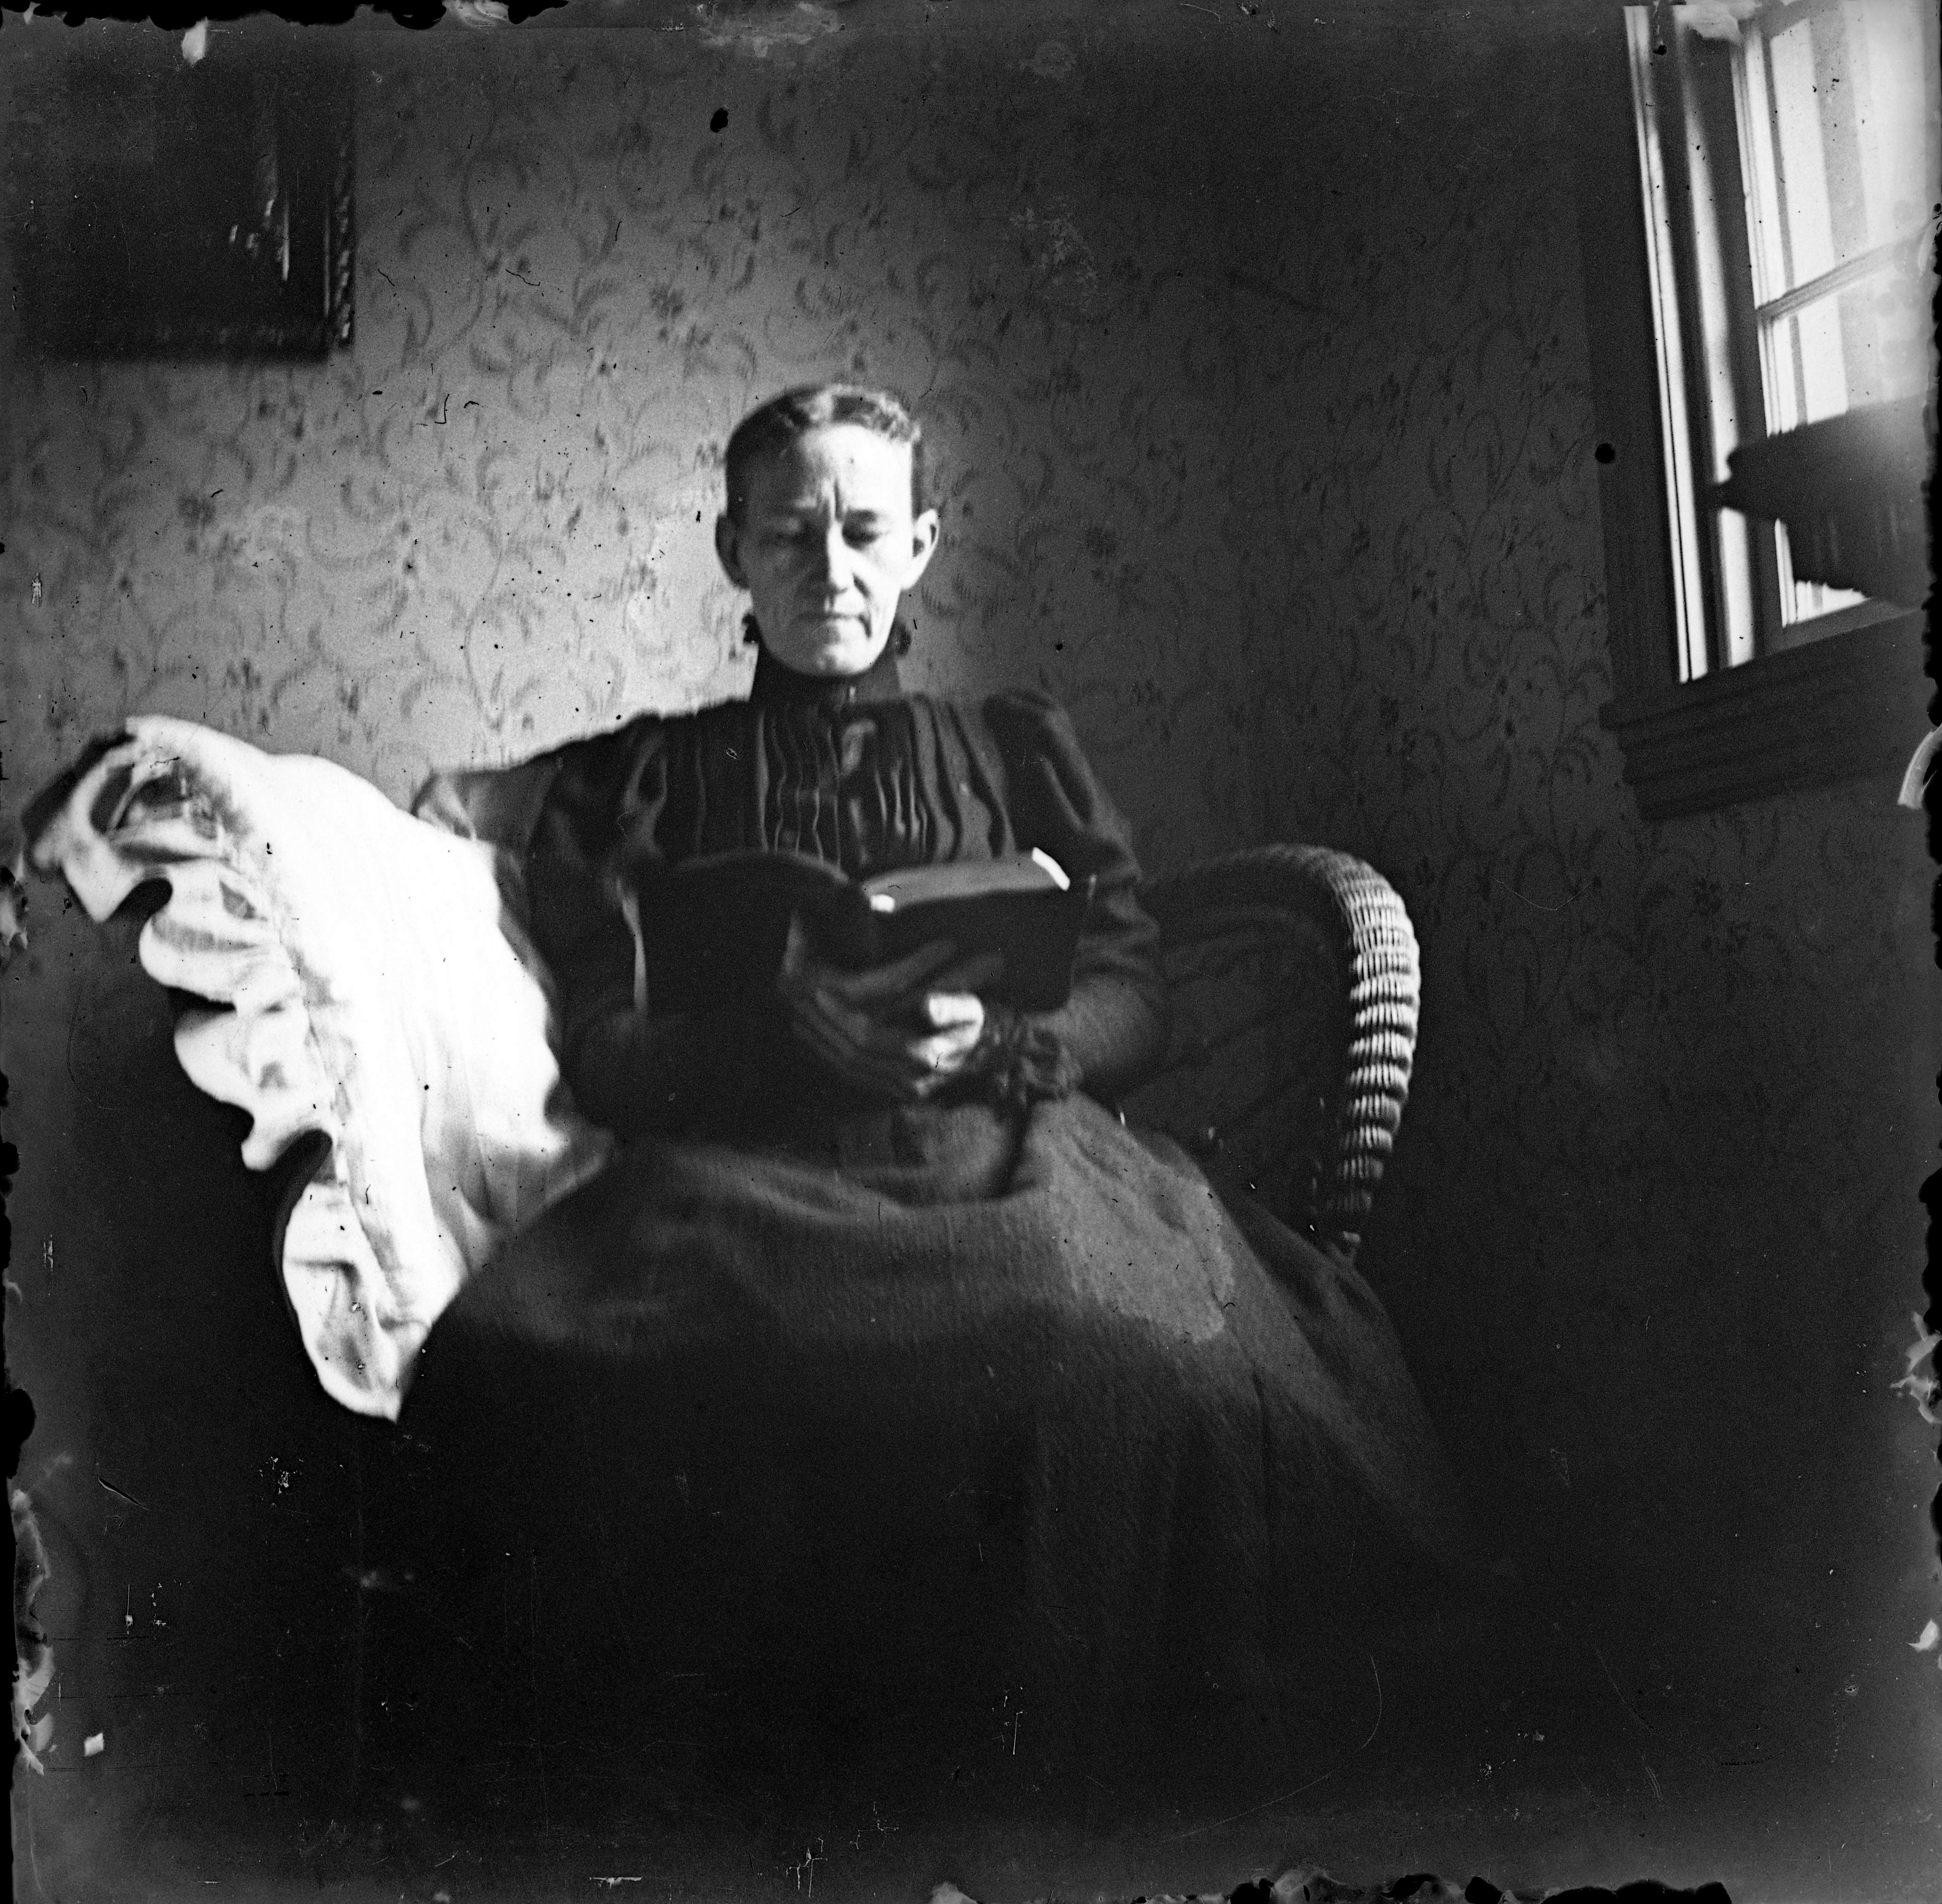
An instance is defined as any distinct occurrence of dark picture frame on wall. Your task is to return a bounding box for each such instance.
[5,34,353,361]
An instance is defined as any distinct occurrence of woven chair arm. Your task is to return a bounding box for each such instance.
[1139,844,1420,1257]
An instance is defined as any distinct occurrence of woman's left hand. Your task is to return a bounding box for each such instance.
[778,917,998,1101]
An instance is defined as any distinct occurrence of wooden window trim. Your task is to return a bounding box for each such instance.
[1597,607,1929,821]
[1572,10,1932,824]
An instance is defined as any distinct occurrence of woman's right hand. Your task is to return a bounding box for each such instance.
[777,916,1000,1102]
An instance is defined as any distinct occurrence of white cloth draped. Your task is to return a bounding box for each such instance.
[28,717,613,1419]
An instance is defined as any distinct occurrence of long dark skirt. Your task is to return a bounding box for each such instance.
[367,1094,1476,1809]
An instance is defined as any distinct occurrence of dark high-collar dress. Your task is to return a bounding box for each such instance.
[520,642,1171,1138]
[395,642,1477,1803]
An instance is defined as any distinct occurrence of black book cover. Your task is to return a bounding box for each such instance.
[620,849,1093,1014]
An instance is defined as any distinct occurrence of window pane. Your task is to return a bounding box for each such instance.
[1776,520,1868,625]
[1760,0,1933,292]
[1842,0,1934,252]
[1762,267,1928,428]
[1737,20,1789,298]
[1768,16,1837,285]
[1795,294,1848,421]
[1739,0,1936,637]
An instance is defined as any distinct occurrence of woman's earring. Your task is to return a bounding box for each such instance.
[894,623,914,657]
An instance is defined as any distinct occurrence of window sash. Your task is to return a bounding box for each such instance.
[1626,7,1714,682]
[1752,234,1917,327]
[1628,5,1777,675]
[1575,8,1928,820]
[1622,0,1925,673]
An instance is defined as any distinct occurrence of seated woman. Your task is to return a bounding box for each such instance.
[392,384,1476,1807]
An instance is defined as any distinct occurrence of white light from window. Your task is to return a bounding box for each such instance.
[1738,0,1936,629]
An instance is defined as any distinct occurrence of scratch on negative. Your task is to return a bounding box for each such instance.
[1163,1769,1334,1841]
[1594,1646,1651,1732]
[1358,1654,1383,1749]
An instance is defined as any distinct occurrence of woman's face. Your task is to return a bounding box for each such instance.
[714,423,941,677]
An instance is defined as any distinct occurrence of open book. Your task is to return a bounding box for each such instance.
[619,847,1094,1015]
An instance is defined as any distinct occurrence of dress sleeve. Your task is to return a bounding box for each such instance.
[521,718,795,1140]
[522,720,665,1069]
[980,690,1170,1102]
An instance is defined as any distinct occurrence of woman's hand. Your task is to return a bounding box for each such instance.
[777,916,1000,1102]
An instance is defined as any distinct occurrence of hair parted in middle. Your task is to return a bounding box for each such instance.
[722,383,930,525]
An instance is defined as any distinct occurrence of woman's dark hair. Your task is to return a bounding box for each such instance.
[723,384,929,523]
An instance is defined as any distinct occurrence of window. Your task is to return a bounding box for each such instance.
[1575,1,1936,819]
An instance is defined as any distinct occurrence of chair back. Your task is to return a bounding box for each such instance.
[1129,846,1420,1262]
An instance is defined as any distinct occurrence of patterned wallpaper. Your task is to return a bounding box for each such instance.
[2,6,1932,1739]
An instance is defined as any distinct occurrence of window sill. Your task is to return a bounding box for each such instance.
[1598,610,1931,822]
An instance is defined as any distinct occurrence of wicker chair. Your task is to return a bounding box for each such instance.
[1131,844,1420,1264]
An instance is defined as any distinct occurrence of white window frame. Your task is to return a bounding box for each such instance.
[1573,3,1933,820]
[1624,0,1930,680]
